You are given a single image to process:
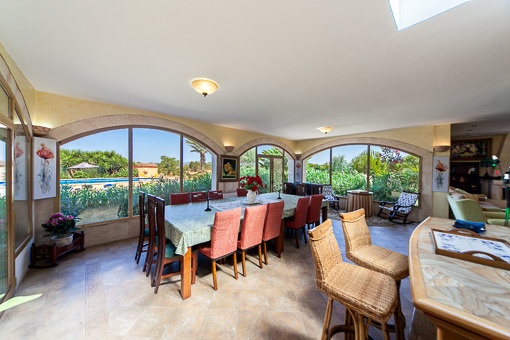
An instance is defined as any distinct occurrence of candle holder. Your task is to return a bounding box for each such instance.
[205,190,212,211]
[277,190,282,199]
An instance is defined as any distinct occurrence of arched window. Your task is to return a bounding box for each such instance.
[240,145,292,192]
[304,144,420,201]
[60,128,215,225]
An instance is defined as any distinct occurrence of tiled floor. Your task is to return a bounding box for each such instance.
[0,216,436,339]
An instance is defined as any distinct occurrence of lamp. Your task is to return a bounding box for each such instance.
[433,145,450,153]
[191,78,219,97]
[317,126,333,135]
[225,146,235,152]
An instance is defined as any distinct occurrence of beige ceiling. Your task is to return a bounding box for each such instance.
[1,1,509,140]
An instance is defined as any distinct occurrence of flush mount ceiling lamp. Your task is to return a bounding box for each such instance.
[191,78,219,97]
[317,126,333,135]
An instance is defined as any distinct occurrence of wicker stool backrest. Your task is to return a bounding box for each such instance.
[308,219,343,292]
[339,208,371,255]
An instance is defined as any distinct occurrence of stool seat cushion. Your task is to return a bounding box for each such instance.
[349,245,409,281]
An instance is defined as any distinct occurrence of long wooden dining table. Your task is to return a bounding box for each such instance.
[409,217,510,339]
[164,192,328,299]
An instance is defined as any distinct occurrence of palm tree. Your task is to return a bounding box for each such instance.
[186,139,208,172]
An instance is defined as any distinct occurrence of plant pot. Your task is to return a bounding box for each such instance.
[51,234,74,247]
[247,190,257,204]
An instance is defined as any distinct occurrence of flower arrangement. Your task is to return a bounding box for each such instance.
[42,212,79,238]
[238,175,266,192]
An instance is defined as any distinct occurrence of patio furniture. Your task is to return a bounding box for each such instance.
[346,190,374,217]
[377,191,420,224]
[322,185,340,210]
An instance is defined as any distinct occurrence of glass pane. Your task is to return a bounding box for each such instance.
[257,145,283,156]
[0,124,8,296]
[257,157,270,194]
[331,145,368,196]
[0,84,8,117]
[304,149,330,184]
[370,146,420,201]
[272,158,283,192]
[13,114,30,248]
[240,148,256,178]
[133,128,180,208]
[60,129,129,224]
[183,137,212,192]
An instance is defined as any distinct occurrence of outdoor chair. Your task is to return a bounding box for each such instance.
[377,191,419,224]
[322,185,340,210]
[308,219,397,340]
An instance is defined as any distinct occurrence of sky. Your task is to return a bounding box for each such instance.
[62,128,208,163]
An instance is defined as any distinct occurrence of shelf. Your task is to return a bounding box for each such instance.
[29,231,85,268]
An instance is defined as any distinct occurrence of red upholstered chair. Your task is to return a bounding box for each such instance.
[208,190,223,200]
[198,207,242,290]
[191,191,207,202]
[236,188,248,197]
[284,196,310,248]
[306,194,323,231]
[152,196,197,294]
[170,192,190,205]
[262,200,285,264]
[143,194,158,275]
[135,192,148,264]
[237,204,267,276]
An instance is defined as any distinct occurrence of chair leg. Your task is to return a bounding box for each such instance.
[294,230,300,249]
[303,227,308,244]
[263,241,268,265]
[257,244,263,268]
[233,253,238,279]
[241,250,247,277]
[212,260,218,290]
[321,297,334,340]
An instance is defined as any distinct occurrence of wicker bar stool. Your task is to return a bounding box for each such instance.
[340,208,408,340]
[308,219,397,340]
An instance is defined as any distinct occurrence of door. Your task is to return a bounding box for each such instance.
[257,156,283,193]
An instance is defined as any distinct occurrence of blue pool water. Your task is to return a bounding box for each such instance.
[60,177,145,185]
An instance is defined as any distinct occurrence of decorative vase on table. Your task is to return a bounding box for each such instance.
[246,190,257,204]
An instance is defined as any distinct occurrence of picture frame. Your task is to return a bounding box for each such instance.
[219,156,239,181]
[33,137,57,199]
[433,156,449,192]
[451,139,491,161]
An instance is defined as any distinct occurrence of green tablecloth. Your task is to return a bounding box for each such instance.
[165,193,303,255]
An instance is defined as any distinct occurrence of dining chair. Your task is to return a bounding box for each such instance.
[283,182,294,194]
[237,204,267,276]
[208,190,223,200]
[191,191,207,202]
[295,183,307,196]
[143,194,158,275]
[152,196,197,294]
[198,207,242,290]
[262,200,285,265]
[170,192,190,205]
[284,196,310,248]
[308,219,397,340]
[340,208,408,340]
[236,188,248,197]
[311,183,323,195]
[135,191,148,264]
[306,194,323,231]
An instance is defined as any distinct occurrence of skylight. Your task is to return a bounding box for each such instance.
[390,0,471,31]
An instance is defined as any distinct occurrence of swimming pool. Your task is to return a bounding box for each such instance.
[60,177,146,185]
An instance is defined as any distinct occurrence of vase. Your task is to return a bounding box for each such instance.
[246,190,257,204]
[51,233,74,247]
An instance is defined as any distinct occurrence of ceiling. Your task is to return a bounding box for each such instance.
[1,1,509,140]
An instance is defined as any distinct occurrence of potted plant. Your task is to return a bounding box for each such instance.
[42,212,80,247]
[238,176,266,204]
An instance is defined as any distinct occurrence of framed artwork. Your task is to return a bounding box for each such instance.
[433,156,449,192]
[33,137,57,199]
[220,156,239,181]
[451,139,491,161]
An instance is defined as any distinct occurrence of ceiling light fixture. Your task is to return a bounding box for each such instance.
[191,78,219,97]
[317,126,333,135]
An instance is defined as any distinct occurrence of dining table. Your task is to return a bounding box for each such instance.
[409,217,510,339]
[164,192,328,299]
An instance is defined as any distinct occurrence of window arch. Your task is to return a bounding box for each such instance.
[304,144,420,201]
[60,127,216,225]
